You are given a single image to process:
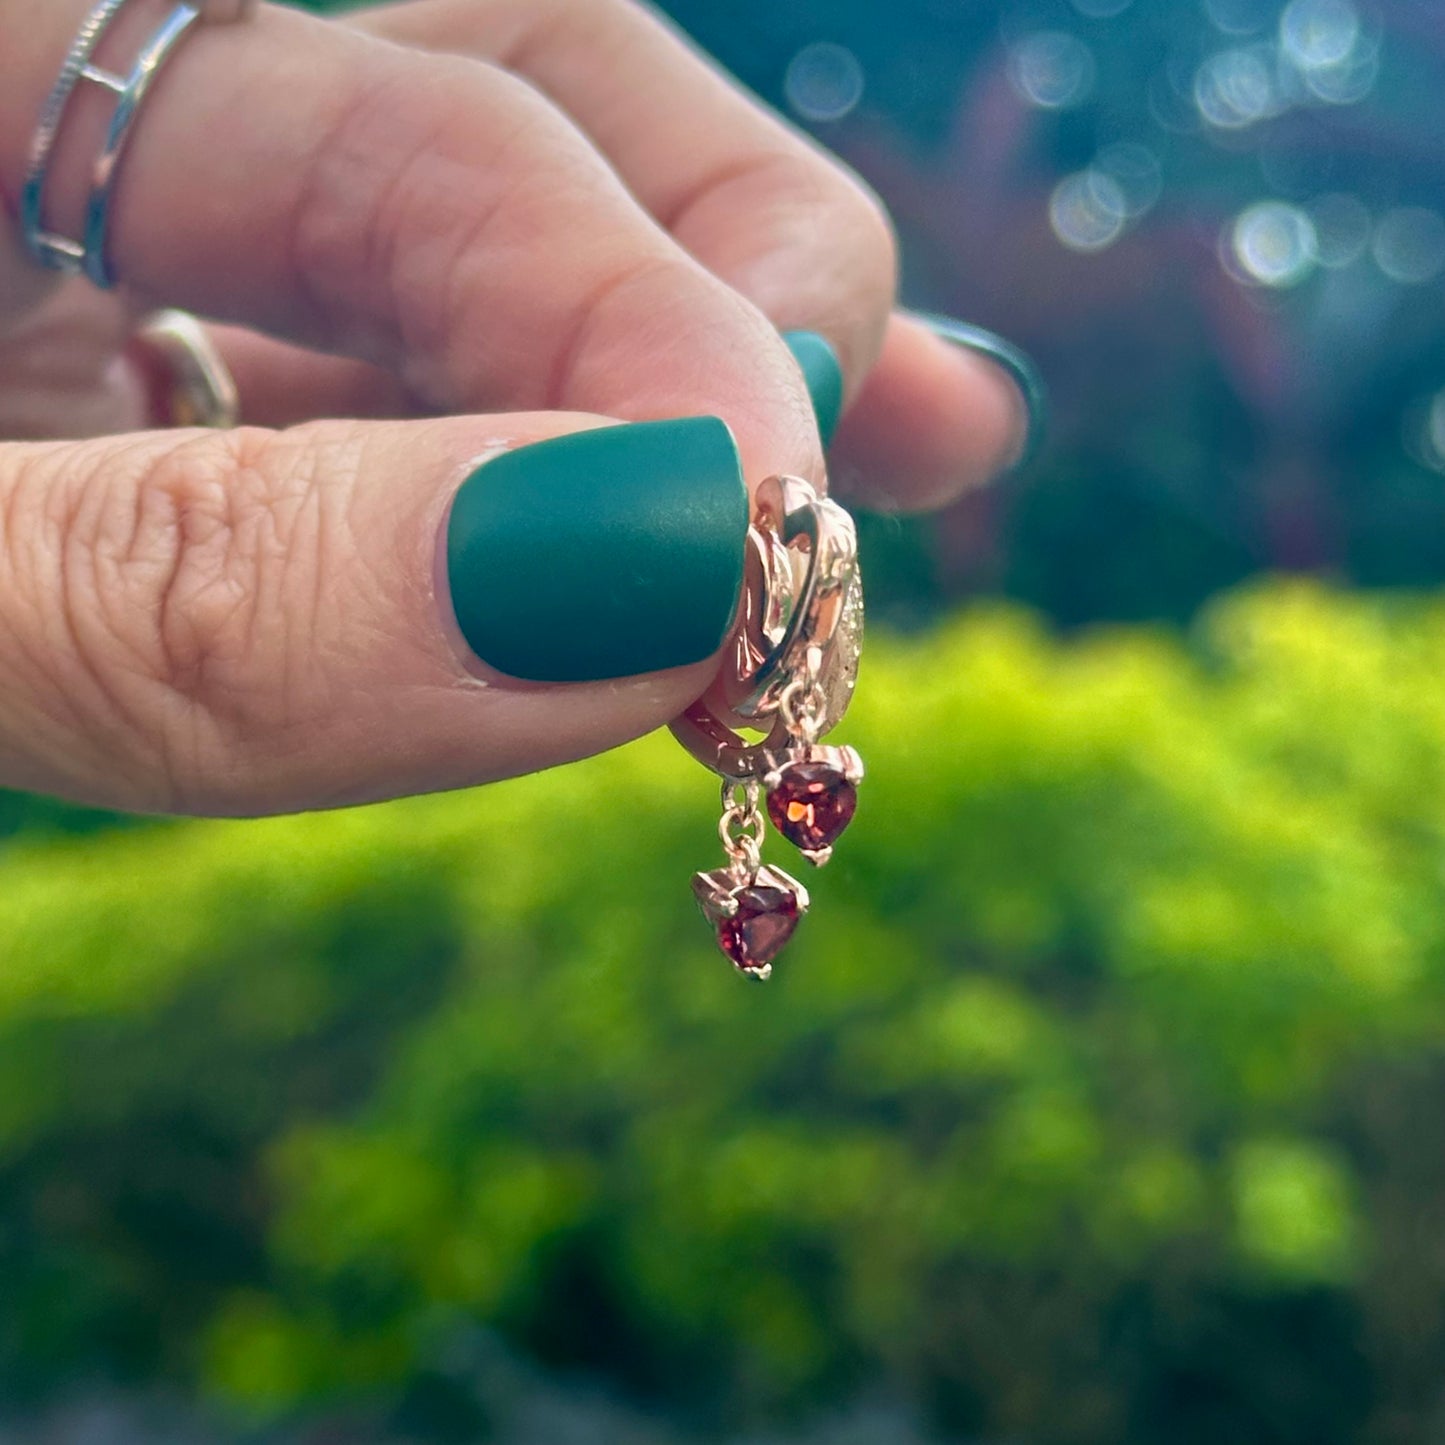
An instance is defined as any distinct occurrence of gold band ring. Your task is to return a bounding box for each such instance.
[130,310,240,429]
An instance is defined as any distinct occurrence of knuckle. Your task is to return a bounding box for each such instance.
[673,145,898,317]
[0,422,377,812]
[285,49,461,352]
[806,155,899,306]
[133,431,273,707]
[285,49,564,398]
[542,251,693,410]
[63,430,328,781]
[838,170,900,294]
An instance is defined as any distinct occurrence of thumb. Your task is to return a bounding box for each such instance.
[0,412,748,814]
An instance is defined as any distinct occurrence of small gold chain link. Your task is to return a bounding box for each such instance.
[718,778,764,876]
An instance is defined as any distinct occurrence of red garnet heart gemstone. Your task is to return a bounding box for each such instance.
[766,758,859,862]
[717,882,801,975]
[693,864,809,979]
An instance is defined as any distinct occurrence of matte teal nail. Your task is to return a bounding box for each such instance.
[911,311,1049,471]
[783,330,845,446]
[446,417,748,683]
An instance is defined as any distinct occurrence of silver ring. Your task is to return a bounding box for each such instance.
[23,0,203,289]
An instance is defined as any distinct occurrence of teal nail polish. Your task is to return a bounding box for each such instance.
[783,330,845,446]
[446,417,748,683]
[911,312,1049,471]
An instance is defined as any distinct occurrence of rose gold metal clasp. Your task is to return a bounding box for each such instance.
[669,476,863,781]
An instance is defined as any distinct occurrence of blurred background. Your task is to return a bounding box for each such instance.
[5,0,1445,1441]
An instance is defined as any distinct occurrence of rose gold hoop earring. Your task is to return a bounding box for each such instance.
[671,477,864,981]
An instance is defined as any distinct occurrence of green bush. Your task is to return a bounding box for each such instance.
[4,581,1445,1442]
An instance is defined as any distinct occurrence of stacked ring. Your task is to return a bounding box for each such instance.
[22,0,261,289]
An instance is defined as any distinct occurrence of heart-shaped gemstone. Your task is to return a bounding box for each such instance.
[692,863,810,979]
[717,882,801,974]
[765,746,863,864]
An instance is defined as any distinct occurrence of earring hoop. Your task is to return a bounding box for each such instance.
[672,477,864,979]
[671,475,862,780]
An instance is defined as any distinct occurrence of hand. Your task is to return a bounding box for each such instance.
[0,0,1030,816]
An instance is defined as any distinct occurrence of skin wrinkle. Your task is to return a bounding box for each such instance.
[671,152,897,368]
[131,470,194,801]
[284,70,424,372]
[42,428,282,806]
[145,435,242,710]
[50,434,159,708]
[219,430,334,737]
[141,428,322,808]
[55,446,163,780]
[279,58,385,359]
[292,429,362,725]
[400,106,562,405]
[0,447,92,777]
[288,54,563,403]
[656,146,802,240]
[540,253,683,415]
[355,94,493,376]
[494,0,597,83]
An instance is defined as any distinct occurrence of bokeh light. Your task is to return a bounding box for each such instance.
[1404,389,1445,474]
[1278,0,1378,105]
[1309,192,1372,268]
[1205,0,1276,36]
[784,42,865,123]
[1093,142,1162,218]
[1193,0,1376,132]
[1009,31,1096,109]
[1194,46,1281,129]
[1410,390,1445,473]
[1050,170,1128,252]
[1372,207,1445,285]
[1230,200,1318,287]
[1303,31,1379,104]
[1428,392,1445,471]
[1280,0,1361,71]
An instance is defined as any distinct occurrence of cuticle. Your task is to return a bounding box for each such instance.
[433,447,511,688]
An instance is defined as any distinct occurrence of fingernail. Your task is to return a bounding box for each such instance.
[783,330,845,447]
[446,417,749,683]
[912,312,1048,471]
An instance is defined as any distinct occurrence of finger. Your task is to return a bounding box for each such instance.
[0,410,752,815]
[356,0,895,374]
[197,311,1035,516]
[205,324,417,428]
[0,191,61,331]
[356,0,1030,502]
[0,1,820,488]
[829,312,1032,511]
[0,279,149,439]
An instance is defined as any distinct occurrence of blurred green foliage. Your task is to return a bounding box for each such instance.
[7,581,1445,1441]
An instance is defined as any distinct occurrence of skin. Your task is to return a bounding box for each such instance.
[0,0,1028,816]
